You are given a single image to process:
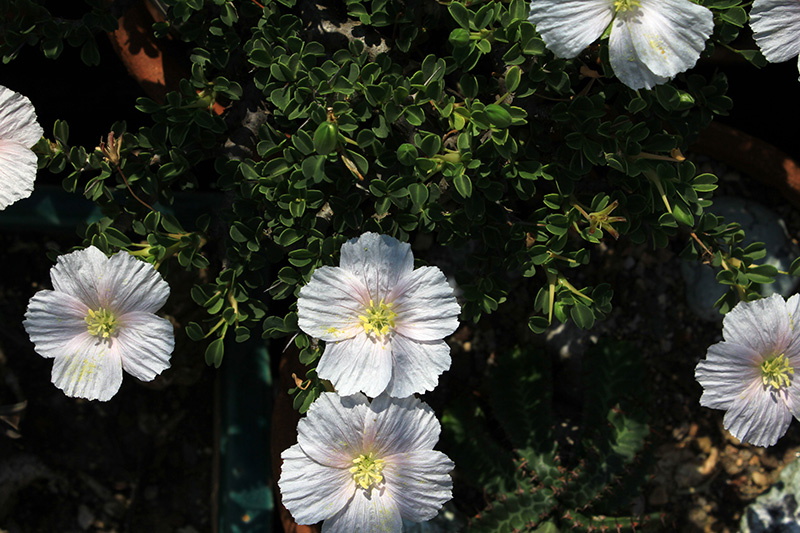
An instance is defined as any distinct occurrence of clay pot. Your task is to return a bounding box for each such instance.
[692,121,800,209]
[107,0,224,114]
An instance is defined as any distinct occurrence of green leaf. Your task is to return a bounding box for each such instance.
[313,121,339,155]
[505,66,521,92]
[205,338,225,368]
[454,174,472,198]
[408,183,429,207]
[448,1,470,29]
[485,104,512,128]
[672,202,694,227]
[397,143,418,166]
[186,322,205,341]
[721,6,747,27]
[570,301,595,329]
[449,28,470,47]
[790,257,800,277]
[473,2,495,28]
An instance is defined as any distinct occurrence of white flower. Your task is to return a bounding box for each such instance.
[750,0,800,79]
[528,0,714,90]
[0,85,43,210]
[23,246,174,401]
[695,294,800,447]
[297,232,460,398]
[278,392,454,532]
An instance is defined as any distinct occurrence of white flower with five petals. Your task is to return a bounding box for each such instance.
[278,392,454,532]
[0,85,43,210]
[695,294,800,447]
[528,0,714,90]
[23,246,174,401]
[749,0,800,79]
[297,232,460,398]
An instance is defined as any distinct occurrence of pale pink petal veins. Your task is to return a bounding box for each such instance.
[50,332,123,401]
[0,85,43,147]
[750,0,800,64]
[391,266,460,342]
[723,381,793,447]
[339,233,413,302]
[0,140,38,210]
[298,266,369,342]
[49,246,109,309]
[364,394,441,457]
[116,312,174,381]
[296,392,370,468]
[382,450,454,523]
[322,485,402,533]
[317,333,393,397]
[722,293,791,355]
[279,444,355,525]
[100,251,170,314]
[695,341,762,411]
[528,0,614,59]
[23,290,89,359]
[383,336,450,398]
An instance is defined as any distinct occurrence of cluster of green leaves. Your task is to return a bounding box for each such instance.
[441,343,655,532]
[20,0,796,388]
[0,0,116,65]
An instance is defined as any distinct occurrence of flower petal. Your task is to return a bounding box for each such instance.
[322,485,402,533]
[49,246,109,309]
[0,140,37,210]
[298,266,368,342]
[695,341,762,410]
[0,85,43,147]
[608,15,669,90]
[24,290,89,359]
[620,0,713,81]
[50,332,123,401]
[296,392,371,468]
[317,333,393,397]
[279,443,355,525]
[383,449,454,523]
[722,293,791,356]
[383,336,450,398]
[750,0,800,64]
[391,266,460,342]
[723,382,793,447]
[116,312,174,381]
[364,394,441,457]
[528,0,614,59]
[99,250,170,314]
[339,233,413,302]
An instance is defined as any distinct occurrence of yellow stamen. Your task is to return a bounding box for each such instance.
[350,452,385,490]
[614,0,641,13]
[761,353,794,391]
[85,308,118,339]
[358,299,397,338]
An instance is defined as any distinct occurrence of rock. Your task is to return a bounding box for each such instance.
[740,459,800,532]
[681,196,800,321]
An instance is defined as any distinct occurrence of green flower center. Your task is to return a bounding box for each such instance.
[761,353,794,391]
[350,452,385,490]
[359,299,397,338]
[85,308,118,339]
[614,0,641,13]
